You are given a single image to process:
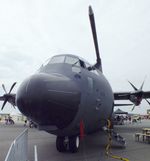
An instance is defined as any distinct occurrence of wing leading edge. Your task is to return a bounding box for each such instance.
[114,91,150,100]
[114,91,150,108]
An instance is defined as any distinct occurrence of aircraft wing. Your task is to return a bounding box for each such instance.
[114,91,150,100]
[0,96,5,101]
[142,91,150,99]
[114,92,130,100]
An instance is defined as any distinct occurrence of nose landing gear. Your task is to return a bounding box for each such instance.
[56,135,80,153]
[56,136,68,152]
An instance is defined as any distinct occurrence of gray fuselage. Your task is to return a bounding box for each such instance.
[16,54,114,137]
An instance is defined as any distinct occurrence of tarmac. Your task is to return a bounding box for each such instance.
[0,120,150,161]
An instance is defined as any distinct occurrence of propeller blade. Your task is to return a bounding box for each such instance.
[140,81,144,90]
[140,77,146,90]
[1,99,8,110]
[128,81,138,91]
[145,99,150,105]
[9,82,17,94]
[2,84,7,94]
[131,105,136,111]
[89,6,102,72]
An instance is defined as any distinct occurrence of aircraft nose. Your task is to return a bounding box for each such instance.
[16,73,81,129]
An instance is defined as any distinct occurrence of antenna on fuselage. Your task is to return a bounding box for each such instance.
[89,6,102,72]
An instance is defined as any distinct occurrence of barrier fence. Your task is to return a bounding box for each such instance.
[4,129,28,161]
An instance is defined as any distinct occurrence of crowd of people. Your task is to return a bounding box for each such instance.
[113,115,142,125]
[5,116,15,125]
[0,116,37,128]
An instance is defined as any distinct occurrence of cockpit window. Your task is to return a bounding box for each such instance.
[49,56,65,64]
[40,55,92,70]
[65,56,80,66]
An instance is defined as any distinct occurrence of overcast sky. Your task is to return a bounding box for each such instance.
[0,0,150,114]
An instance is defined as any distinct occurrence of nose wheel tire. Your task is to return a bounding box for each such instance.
[56,136,67,152]
[69,136,80,153]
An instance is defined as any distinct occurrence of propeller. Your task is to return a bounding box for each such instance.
[128,79,149,111]
[1,82,17,110]
[131,105,136,111]
[145,99,150,105]
[89,6,102,72]
[128,81,138,91]
[2,84,7,93]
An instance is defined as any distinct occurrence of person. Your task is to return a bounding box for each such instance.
[5,118,8,125]
[29,120,34,128]
[29,120,37,128]
[129,116,131,124]
[116,115,119,121]
[8,117,15,124]
[138,116,142,123]
[24,120,27,127]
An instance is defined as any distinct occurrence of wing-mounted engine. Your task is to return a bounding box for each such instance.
[128,80,150,111]
[0,82,16,110]
[114,79,150,111]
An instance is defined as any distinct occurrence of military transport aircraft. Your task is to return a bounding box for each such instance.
[0,6,150,153]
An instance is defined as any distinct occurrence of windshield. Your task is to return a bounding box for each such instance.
[41,55,81,67]
[50,56,65,64]
[65,56,80,66]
